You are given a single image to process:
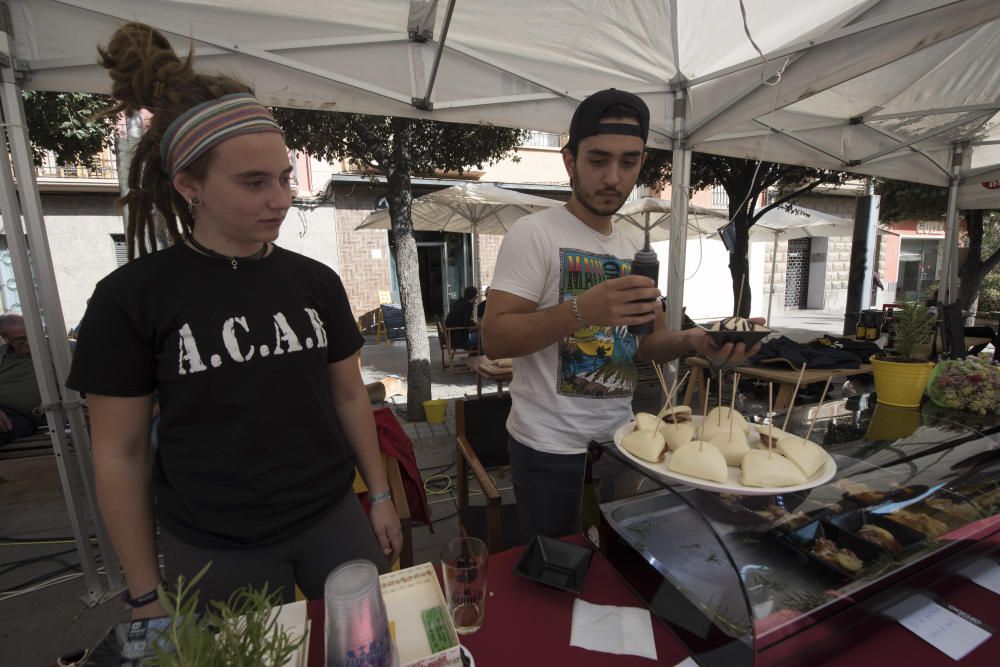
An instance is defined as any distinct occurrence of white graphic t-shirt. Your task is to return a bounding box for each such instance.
[490,206,644,454]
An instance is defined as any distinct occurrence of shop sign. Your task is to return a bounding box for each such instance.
[916,220,944,234]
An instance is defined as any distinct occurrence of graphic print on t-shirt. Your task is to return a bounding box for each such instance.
[177,307,328,375]
[558,249,637,399]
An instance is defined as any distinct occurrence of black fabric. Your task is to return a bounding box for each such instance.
[0,405,39,443]
[445,298,475,349]
[568,88,650,147]
[476,299,487,321]
[461,394,512,470]
[67,243,363,549]
[507,435,587,543]
[751,335,875,370]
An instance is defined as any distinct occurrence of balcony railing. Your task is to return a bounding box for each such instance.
[35,149,119,180]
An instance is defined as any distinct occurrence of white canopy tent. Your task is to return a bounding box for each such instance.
[2,0,1000,602]
[355,183,560,285]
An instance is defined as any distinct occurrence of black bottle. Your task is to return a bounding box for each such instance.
[627,243,659,336]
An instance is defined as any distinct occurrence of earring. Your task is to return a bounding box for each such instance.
[190,197,201,205]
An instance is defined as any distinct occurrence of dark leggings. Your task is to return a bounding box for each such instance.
[507,435,587,543]
[161,491,388,607]
[0,406,39,443]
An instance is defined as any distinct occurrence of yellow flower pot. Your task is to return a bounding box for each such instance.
[870,357,935,408]
[864,403,922,441]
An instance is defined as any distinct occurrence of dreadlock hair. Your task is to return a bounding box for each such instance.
[97,22,253,260]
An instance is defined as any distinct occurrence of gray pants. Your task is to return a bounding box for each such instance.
[507,435,587,543]
[161,491,388,607]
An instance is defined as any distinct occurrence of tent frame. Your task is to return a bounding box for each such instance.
[0,21,121,604]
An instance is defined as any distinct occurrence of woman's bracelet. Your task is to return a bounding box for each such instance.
[121,585,161,609]
[570,295,588,327]
[369,489,393,505]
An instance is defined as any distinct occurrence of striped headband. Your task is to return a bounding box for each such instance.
[160,93,283,177]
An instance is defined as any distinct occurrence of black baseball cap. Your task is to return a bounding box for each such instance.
[567,88,650,149]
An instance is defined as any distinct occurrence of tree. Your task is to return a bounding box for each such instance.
[21,92,117,167]
[639,151,847,316]
[273,109,527,419]
[876,178,1000,314]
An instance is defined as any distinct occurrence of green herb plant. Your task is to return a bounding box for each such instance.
[151,563,306,667]
[884,301,935,362]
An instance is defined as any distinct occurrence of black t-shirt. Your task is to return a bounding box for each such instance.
[444,298,475,348]
[67,243,364,548]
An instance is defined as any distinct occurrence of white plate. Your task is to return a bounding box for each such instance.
[613,419,837,496]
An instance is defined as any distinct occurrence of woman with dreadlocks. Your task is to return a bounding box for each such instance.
[67,23,401,619]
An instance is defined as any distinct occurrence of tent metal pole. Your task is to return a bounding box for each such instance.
[767,230,779,324]
[941,144,963,304]
[0,31,122,604]
[116,112,142,235]
[666,91,691,388]
[414,0,456,110]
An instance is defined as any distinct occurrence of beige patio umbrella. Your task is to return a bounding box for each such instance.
[356,182,562,284]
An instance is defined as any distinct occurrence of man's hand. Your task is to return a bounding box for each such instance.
[686,317,767,364]
[369,501,403,565]
[0,410,11,432]
[575,275,661,327]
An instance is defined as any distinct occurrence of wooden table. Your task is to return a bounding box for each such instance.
[466,356,513,397]
[682,355,873,411]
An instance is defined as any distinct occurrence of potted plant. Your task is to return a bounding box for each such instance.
[150,566,307,666]
[870,301,936,408]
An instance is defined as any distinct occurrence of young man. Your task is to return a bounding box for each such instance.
[481,89,762,541]
[445,285,479,350]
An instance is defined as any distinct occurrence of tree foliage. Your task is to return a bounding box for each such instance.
[874,178,948,221]
[273,110,527,177]
[273,108,527,418]
[21,91,117,167]
[639,150,847,315]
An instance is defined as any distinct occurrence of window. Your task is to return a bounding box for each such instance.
[520,130,562,149]
[711,184,729,209]
[111,234,128,267]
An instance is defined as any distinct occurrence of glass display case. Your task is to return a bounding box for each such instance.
[584,394,1000,666]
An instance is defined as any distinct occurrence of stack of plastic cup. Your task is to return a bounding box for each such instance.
[324,560,398,667]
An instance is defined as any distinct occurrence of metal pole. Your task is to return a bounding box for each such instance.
[665,92,691,390]
[414,0,456,109]
[667,93,690,332]
[0,29,122,604]
[115,112,142,235]
[841,178,879,335]
[941,145,963,305]
[767,230,779,324]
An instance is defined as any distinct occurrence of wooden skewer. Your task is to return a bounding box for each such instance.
[661,369,690,431]
[782,363,808,432]
[717,368,723,426]
[728,372,739,441]
[701,378,711,452]
[803,376,834,445]
[767,383,774,459]
[652,361,669,398]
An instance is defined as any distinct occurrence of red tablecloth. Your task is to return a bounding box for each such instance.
[306,536,687,666]
[307,534,1000,667]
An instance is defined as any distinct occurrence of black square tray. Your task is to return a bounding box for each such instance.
[775,520,887,580]
[513,535,593,594]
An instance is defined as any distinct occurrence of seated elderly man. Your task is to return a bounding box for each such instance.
[0,313,45,443]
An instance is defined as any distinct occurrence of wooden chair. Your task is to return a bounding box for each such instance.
[455,394,523,553]
[435,317,476,373]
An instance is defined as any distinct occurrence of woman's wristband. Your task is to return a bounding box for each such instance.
[122,585,161,609]
[369,489,393,505]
